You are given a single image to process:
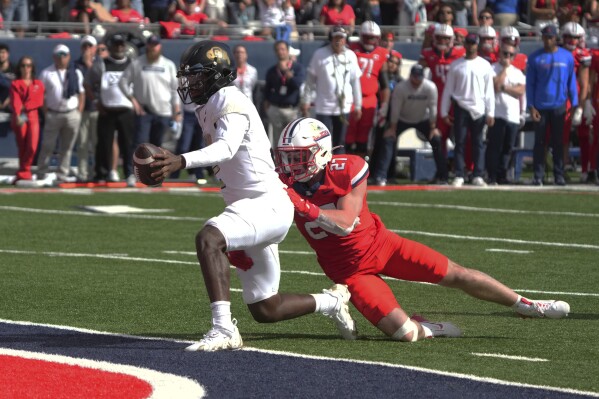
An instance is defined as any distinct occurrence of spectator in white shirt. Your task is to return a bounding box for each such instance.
[486,43,526,185]
[301,25,362,154]
[232,45,258,102]
[38,44,85,183]
[441,33,495,187]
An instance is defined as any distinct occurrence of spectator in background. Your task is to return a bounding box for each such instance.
[486,0,519,26]
[557,0,584,25]
[0,43,16,138]
[301,25,362,154]
[119,34,181,187]
[145,0,176,22]
[374,65,443,186]
[86,33,134,183]
[264,40,305,149]
[454,26,467,46]
[232,45,258,102]
[319,0,356,33]
[228,0,255,26]
[38,44,85,184]
[435,2,455,25]
[379,0,398,26]
[9,56,44,184]
[258,0,295,41]
[486,43,526,185]
[0,0,28,37]
[205,0,227,21]
[173,0,228,36]
[441,33,495,187]
[530,0,558,30]
[111,0,148,22]
[526,24,578,186]
[74,35,99,183]
[70,0,113,34]
[476,6,494,26]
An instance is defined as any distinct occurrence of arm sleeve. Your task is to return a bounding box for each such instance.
[181,112,248,168]
[390,84,402,124]
[288,63,306,90]
[485,66,495,116]
[351,58,362,109]
[10,83,22,115]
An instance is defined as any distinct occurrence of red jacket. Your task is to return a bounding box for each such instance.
[10,79,45,115]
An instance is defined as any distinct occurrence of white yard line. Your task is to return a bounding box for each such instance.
[486,249,533,254]
[369,201,599,218]
[471,353,549,362]
[1,248,597,298]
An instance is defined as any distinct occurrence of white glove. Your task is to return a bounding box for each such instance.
[377,102,389,127]
[583,99,596,125]
[572,106,583,127]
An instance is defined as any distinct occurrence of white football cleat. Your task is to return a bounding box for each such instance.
[412,314,462,338]
[185,321,243,352]
[516,299,570,319]
[322,284,358,340]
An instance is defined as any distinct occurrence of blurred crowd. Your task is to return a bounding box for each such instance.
[2,1,599,187]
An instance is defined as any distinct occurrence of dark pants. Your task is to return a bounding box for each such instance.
[130,111,170,175]
[486,117,519,183]
[453,102,486,178]
[316,113,349,154]
[533,106,566,182]
[95,108,134,180]
[171,110,208,179]
[373,119,448,182]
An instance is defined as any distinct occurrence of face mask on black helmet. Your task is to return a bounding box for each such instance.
[177,40,237,105]
[275,117,333,184]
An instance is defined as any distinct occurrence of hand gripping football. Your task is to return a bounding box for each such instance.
[133,143,165,187]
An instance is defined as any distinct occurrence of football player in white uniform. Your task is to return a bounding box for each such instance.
[149,40,356,351]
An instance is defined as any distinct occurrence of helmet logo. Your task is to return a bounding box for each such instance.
[206,46,230,65]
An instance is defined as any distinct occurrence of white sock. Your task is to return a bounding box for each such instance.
[311,293,338,314]
[211,301,234,331]
[421,324,433,338]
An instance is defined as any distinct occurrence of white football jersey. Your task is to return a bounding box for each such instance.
[188,85,284,205]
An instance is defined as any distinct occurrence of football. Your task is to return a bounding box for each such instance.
[133,143,165,187]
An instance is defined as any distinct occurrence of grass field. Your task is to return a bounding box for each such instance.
[0,185,598,394]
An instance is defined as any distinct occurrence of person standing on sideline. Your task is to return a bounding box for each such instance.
[263,40,305,149]
[373,65,444,186]
[0,43,17,137]
[86,33,135,184]
[232,44,258,102]
[9,57,44,184]
[146,40,356,351]
[74,35,100,182]
[119,34,181,187]
[441,33,495,187]
[346,21,390,158]
[486,43,526,185]
[275,117,570,343]
[38,44,85,184]
[301,25,362,154]
[526,24,578,186]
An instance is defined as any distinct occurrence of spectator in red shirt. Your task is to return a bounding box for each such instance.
[111,0,149,23]
[174,0,227,35]
[319,0,355,33]
[9,56,45,183]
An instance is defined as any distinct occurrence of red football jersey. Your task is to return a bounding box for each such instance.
[572,47,592,75]
[349,43,388,98]
[420,46,465,96]
[292,155,376,280]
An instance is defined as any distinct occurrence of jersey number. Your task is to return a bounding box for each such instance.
[434,64,449,84]
[359,58,374,78]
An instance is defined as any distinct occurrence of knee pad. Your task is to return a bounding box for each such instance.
[391,317,419,342]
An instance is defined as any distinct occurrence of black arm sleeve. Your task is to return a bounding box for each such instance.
[378,70,389,91]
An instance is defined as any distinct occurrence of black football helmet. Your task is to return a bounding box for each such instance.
[177,40,237,105]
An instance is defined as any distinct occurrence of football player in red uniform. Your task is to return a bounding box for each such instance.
[586,47,599,183]
[420,24,465,180]
[275,118,571,342]
[346,21,390,158]
[478,25,498,64]
[498,26,527,72]
[560,22,591,172]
